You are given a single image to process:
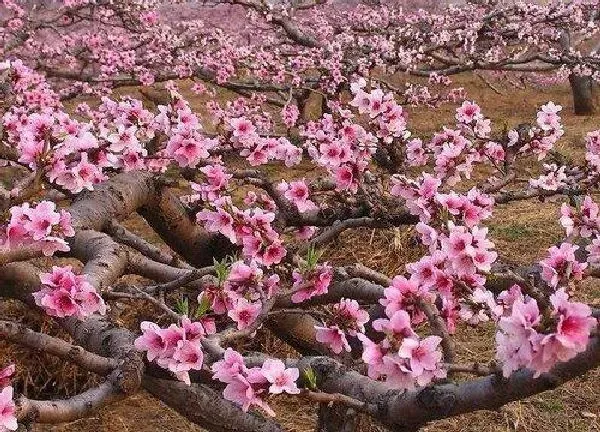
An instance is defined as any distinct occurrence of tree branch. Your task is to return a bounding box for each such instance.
[0,320,119,375]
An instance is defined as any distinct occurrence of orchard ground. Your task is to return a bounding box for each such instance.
[2,72,598,432]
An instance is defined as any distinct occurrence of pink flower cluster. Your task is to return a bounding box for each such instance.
[3,110,107,193]
[407,221,499,331]
[560,195,600,239]
[281,104,299,128]
[403,101,496,184]
[2,201,74,256]
[157,98,218,168]
[227,116,302,167]
[440,222,498,276]
[315,298,369,354]
[301,109,376,194]
[539,242,587,288]
[496,286,596,377]
[290,263,333,303]
[529,164,568,191]
[349,79,407,144]
[191,165,232,201]
[391,174,494,227]
[585,130,600,172]
[509,102,564,161]
[278,179,318,213]
[0,365,16,432]
[359,309,446,389]
[1,60,59,111]
[134,317,215,384]
[33,266,106,319]
[197,198,286,266]
[212,349,300,416]
[425,127,486,185]
[200,261,280,317]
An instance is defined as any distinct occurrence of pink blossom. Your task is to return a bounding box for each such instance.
[229,117,256,138]
[197,207,236,243]
[212,348,247,383]
[536,102,562,131]
[315,325,350,354]
[380,276,429,324]
[260,359,300,394]
[0,387,17,431]
[135,321,168,362]
[540,242,587,287]
[0,365,15,388]
[398,336,443,377]
[170,340,204,385]
[261,242,286,266]
[357,334,385,379]
[23,201,61,241]
[456,101,481,124]
[333,298,370,335]
[380,354,414,389]
[281,104,299,128]
[290,264,332,303]
[372,310,416,340]
[282,180,317,213]
[222,375,262,413]
[228,298,262,331]
[334,165,356,192]
[33,266,105,319]
[549,289,596,352]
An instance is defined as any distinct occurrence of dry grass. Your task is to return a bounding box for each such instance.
[4,73,597,431]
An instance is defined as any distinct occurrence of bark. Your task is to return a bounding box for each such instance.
[106,219,191,268]
[70,171,156,231]
[0,245,43,266]
[72,171,231,268]
[69,229,128,291]
[267,312,330,355]
[127,252,209,292]
[275,278,384,308]
[0,320,118,375]
[569,74,596,116]
[17,374,123,424]
[143,376,285,432]
[138,183,235,267]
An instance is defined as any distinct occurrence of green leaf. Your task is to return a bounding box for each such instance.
[214,256,234,285]
[302,367,318,390]
[175,297,189,316]
[195,293,211,318]
[305,244,323,270]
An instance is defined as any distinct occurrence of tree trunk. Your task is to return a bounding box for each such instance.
[569,74,596,116]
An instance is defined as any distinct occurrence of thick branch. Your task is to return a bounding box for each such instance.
[0,320,118,375]
[17,374,122,424]
[138,183,235,267]
[143,375,285,432]
[298,336,600,430]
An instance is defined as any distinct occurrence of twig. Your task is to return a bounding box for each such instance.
[145,268,210,293]
[17,372,122,424]
[475,72,503,95]
[296,218,390,256]
[106,219,192,269]
[343,263,392,286]
[446,362,500,376]
[300,390,377,415]
[417,299,456,363]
